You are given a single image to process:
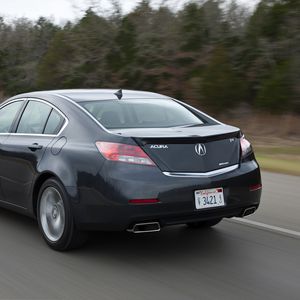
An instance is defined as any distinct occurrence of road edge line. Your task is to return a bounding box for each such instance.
[225,218,300,239]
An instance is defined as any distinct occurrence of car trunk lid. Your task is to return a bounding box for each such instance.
[110,125,241,172]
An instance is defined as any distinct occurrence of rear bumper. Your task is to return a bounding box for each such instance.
[69,160,262,231]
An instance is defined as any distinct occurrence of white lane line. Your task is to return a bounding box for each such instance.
[225,218,300,239]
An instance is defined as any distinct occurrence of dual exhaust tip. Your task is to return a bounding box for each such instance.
[242,206,257,217]
[128,207,257,233]
[127,222,161,233]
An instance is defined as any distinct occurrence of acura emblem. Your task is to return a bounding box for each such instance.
[195,143,206,156]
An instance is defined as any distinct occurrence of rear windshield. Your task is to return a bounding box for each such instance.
[79,99,205,129]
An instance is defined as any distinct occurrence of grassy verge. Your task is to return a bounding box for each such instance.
[255,146,300,176]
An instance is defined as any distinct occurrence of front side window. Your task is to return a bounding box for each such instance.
[80,99,205,129]
[17,101,52,134]
[0,101,23,133]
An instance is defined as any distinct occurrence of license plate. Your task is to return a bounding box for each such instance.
[194,188,225,209]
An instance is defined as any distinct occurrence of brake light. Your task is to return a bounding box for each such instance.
[96,142,155,166]
[240,135,252,158]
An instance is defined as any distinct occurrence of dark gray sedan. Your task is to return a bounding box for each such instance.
[0,89,261,250]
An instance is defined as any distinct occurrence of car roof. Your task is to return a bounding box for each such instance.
[12,89,172,103]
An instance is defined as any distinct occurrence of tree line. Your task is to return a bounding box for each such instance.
[0,0,299,113]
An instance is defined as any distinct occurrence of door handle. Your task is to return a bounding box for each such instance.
[28,143,43,151]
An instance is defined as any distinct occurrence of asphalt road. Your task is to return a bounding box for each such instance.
[247,171,300,231]
[0,172,299,300]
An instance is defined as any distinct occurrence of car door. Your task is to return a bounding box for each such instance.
[0,100,25,203]
[0,99,65,209]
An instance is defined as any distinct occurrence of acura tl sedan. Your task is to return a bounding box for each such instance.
[0,89,262,250]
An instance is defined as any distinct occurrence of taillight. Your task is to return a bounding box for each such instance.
[96,142,155,166]
[240,135,252,158]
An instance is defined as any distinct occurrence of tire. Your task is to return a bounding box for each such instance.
[186,218,222,229]
[37,178,87,251]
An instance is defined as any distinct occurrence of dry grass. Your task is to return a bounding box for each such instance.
[255,154,300,176]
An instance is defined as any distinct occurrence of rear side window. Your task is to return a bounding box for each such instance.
[17,101,52,134]
[44,109,64,135]
[80,99,205,129]
[0,101,23,133]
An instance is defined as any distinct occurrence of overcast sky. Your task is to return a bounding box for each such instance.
[0,0,260,24]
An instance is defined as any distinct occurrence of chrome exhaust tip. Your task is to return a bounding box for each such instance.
[242,206,257,217]
[127,222,161,233]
